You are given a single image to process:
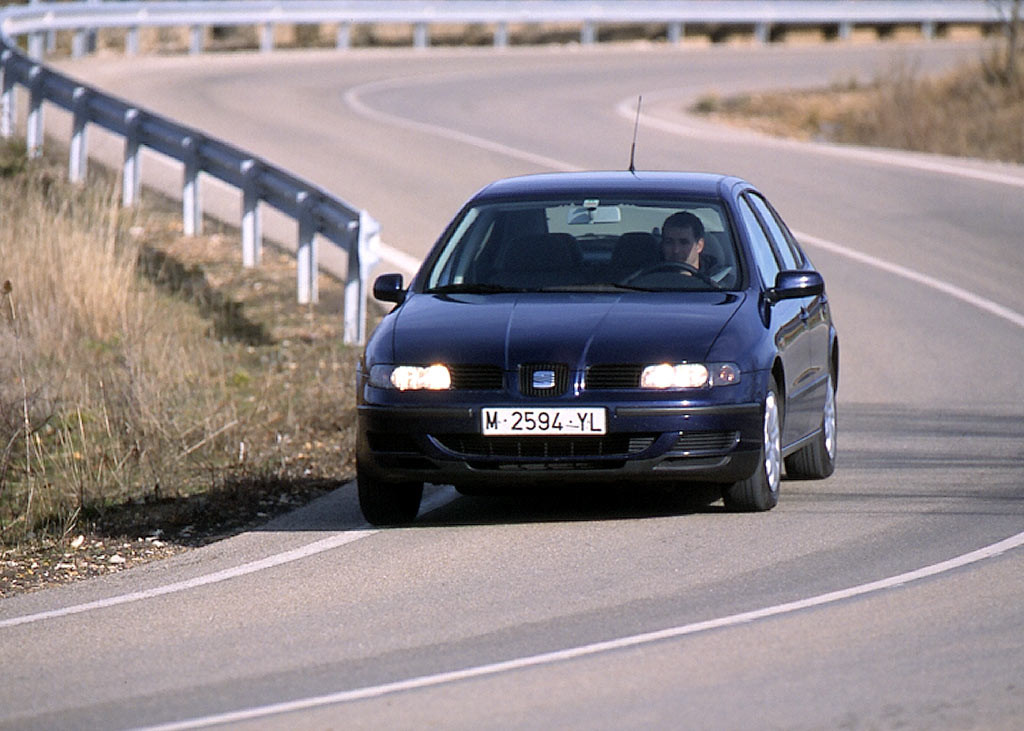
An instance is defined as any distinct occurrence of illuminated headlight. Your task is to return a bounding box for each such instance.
[369,364,452,391]
[640,362,740,389]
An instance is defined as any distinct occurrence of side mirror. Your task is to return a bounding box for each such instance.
[767,270,824,303]
[373,273,406,304]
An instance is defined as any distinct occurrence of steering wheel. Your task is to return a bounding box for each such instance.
[622,261,722,289]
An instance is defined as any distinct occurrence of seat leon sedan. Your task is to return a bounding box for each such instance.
[357,171,838,525]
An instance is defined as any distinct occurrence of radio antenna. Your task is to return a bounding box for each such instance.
[628,95,642,174]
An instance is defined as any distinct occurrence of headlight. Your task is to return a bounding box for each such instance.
[369,364,452,391]
[640,362,740,389]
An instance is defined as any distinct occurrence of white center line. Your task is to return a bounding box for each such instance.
[136,530,1024,730]
[0,490,456,630]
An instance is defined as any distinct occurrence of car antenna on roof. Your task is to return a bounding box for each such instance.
[628,95,642,174]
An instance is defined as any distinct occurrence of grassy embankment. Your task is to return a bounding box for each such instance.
[0,141,360,551]
[693,50,1024,164]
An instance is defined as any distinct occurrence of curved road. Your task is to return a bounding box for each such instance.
[2,41,1023,729]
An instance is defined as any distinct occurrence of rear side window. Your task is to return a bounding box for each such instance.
[737,197,780,288]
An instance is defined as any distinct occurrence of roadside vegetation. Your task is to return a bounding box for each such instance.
[0,141,361,594]
[692,44,1024,164]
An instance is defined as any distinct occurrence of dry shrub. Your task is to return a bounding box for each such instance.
[831,59,1024,162]
[0,155,360,546]
[1,166,219,537]
[694,54,1024,164]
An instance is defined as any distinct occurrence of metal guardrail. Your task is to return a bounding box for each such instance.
[0,1,1010,344]
[1,3,384,345]
[1,1,1009,54]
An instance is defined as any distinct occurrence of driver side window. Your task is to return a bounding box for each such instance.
[737,196,780,289]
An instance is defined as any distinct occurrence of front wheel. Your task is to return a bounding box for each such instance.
[357,467,423,526]
[784,372,837,479]
[722,382,781,512]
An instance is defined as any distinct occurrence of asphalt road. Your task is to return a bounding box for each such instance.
[3,40,1023,729]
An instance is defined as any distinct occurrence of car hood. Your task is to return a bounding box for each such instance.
[387,292,745,367]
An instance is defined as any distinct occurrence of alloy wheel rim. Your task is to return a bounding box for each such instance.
[823,375,837,461]
[764,391,781,494]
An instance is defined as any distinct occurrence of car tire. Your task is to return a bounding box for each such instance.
[357,467,423,526]
[722,381,781,512]
[784,372,837,480]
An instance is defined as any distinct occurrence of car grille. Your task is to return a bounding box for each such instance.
[449,364,503,390]
[433,434,655,459]
[668,431,740,455]
[586,364,643,389]
[518,363,571,397]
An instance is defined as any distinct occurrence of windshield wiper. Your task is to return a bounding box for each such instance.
[425,283,529,295]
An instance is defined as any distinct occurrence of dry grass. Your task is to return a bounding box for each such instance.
[0,141,361,548]
[693,53,1024,164]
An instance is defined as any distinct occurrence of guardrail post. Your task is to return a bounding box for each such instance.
[838,21,852,41]
[240,160,262,267]
[28,32,45,60]
[72,29,87,59]
[667,22,684,44]
[581,21,596,45]
[69,87,89,183]
[26,66,43,158]
[84,0,99,54]
[126,27,139,56]
[260,23,275,53]
[413,22,429,49]
[189,26,204,55]
[122,109,142,207]
[755,23,770,44]
[345,210,380,345]
[0,51,13,139]
[494,22,508,48]
[296,192,318,304]
[336,22,351,50]
[921,20,935,40]
[26,0,54,53]
[182,135,202,236]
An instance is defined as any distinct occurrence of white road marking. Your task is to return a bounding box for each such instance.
[795,231,1024,331]
[136,529,1024,730]
[613,94,1024,190]
[343,76,584,174]
[0,490,456,630]
[377,240,421,277]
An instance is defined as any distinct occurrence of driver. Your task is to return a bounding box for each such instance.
[661,211,705,269]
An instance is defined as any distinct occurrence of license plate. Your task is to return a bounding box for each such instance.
[481,407,606,436]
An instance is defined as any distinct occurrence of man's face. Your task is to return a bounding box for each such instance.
[662,225,704,267]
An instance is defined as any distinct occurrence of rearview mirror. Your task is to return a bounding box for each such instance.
[767,270,824,303]
[373,273,405,304]
[567,205,622,225]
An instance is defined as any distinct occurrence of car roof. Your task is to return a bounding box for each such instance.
[469,171,748,202]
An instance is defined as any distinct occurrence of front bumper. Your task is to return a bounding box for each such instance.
[357,399,764,488]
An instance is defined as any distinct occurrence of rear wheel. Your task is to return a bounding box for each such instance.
[722,382,781,512]
[357,466,423,526]
[784,372,837,479]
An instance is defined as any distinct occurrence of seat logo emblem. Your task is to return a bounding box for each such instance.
[532,370,556,389]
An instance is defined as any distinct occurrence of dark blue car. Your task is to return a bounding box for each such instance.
[357,172,838,524]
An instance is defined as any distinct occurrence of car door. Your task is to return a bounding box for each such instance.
[751,193,832,380]
[735,193,815,448]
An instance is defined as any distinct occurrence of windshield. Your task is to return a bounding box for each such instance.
[423,197,741,293]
